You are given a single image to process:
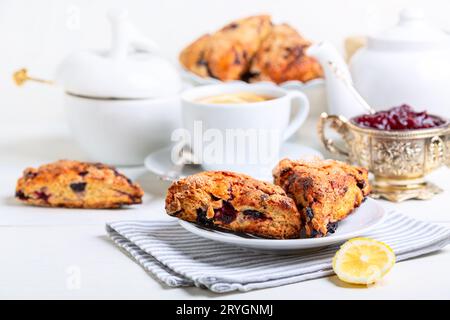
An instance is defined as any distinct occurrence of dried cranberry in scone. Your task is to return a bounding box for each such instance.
[165,171,301,239]
[273,159,370,238]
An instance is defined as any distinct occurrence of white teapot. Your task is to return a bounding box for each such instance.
[307,8,450,119]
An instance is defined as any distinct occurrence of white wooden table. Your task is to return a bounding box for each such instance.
[1,118,449,300]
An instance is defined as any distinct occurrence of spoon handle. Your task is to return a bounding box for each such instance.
[13,68,54,86]
[328,61,376,115]
[160,145,196,181]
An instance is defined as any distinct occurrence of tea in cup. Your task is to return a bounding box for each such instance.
[195,92,275,104]
[177,83,310,176]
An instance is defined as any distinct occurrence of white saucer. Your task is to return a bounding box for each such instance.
[179,198,386,254]
[144,142,323,182]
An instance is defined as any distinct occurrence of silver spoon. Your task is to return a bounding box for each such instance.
[328,61,376,114]
[159,145,198,181]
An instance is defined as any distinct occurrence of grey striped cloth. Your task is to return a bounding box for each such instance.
[106,212,450,293]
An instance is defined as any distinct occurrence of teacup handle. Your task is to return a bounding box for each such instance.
[282,91,310,141]
[317,112,350,158]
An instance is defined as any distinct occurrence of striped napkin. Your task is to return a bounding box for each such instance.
[106,212,450,293]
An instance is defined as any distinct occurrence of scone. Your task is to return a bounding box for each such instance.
[15,160,143,209]
[273,159,370,237]
[165,171,301,239]
[249,24,323,83]
[180,15,272,81]
[179,34,212,78]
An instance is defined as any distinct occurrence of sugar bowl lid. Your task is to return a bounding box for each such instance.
[55,10,181,99]
[368,8,450,50]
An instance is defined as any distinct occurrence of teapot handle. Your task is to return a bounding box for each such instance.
[317,112,350,158]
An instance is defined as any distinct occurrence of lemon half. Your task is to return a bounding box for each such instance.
[332,237,396,285]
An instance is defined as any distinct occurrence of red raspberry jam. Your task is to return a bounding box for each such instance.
[352,105,446,130]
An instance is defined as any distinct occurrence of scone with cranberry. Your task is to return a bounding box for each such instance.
[15,160,143,209]
[273,159,370,238]
[249,24,323,84]
[179,15,272,81]
[179,34,212,78]
[165,171,301,239]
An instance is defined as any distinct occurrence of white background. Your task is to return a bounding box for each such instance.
[1,0,450,131]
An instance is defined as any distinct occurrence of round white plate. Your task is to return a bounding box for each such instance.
[180,66,325,91]
[144,142,323,182]
[179,198,386,254]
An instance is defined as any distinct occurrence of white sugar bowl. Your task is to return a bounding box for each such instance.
[56,10,182,166]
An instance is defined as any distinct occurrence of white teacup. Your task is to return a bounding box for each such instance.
[179,83,310,175]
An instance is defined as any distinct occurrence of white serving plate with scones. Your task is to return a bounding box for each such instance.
[179,198,386,254]
[180,65,324,91]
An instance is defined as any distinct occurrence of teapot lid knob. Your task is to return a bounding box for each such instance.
[107,8,129,21]
[107,9,160,59]
[107,9,129,59]
[368,7,449,50]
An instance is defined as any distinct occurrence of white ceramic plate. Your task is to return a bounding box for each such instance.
[180,66,325,91]
[179,198,386,254]
[144,142,323,182]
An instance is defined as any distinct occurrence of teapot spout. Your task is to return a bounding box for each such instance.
[307,42,371,118]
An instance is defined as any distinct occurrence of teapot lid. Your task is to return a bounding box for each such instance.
[55,10,181,99]
[368,8,450,50]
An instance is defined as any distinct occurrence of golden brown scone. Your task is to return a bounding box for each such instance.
[179,15,272,81]
[217,15,272,55]
[15,160,143,209]
[209,15,272,80]
[249,24,323,83]
[202,37,248,80]
[179,34,212,78]
[273,159,370,237]
[165,171,301,239]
